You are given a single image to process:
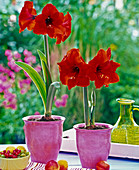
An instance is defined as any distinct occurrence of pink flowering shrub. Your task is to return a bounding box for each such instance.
[54,94,68,108]
[1,49,68,112]
[23,49,36,65]
[18,78,32,94]
[0,49,41,110]
[34,111,41,115]
[2,91,17,110]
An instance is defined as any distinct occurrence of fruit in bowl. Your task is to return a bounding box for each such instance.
[0,146,30,170]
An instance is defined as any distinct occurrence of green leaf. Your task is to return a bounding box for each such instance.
[37,50,47,63]
[15,61,46,112]
[37,50,52,93]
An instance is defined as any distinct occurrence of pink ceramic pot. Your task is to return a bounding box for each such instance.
[23,115,65,164]
[74,123,113,169]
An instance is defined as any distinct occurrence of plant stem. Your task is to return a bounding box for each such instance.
[44,35,51,116]
[90,90,96,125]
[44,35,50,70]
[83,86,90,127]
[46,82,60,117]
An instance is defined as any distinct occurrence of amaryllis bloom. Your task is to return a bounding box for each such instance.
[33,4,72,44]
[19,1,37,33]
[58,48,90,90]
[54,12,72,44]
[88,48,121,88]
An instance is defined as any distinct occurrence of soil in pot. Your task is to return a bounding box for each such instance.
[28,116,59,122]
[79,124,109,130]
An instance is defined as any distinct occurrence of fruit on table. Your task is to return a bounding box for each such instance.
[45,160,60,170]
[0,146,29,159]
[96,160,110,170]
[58,160,68,170]
[6,146,15,153]
[17,146,26,152]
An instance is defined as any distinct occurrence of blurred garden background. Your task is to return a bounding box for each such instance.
[0,0,139,144]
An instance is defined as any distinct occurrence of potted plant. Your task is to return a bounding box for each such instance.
[15,1,72,164]
[58,48,120,168]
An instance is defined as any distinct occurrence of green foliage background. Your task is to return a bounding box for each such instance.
[0,0,139,143]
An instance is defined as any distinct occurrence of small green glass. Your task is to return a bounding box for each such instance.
[111,98,139,145]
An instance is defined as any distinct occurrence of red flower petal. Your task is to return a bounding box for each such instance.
[55,12,72,44]
[58,48,90,90]
[62,12,72,40]
[67,78,77,90]
[77,76,90,87]
[42,4,64,26]
[19,1,37,33]
[33,14,55,37]
[88,48,120,88]
[33,3,64,38]
[33,3,71,44]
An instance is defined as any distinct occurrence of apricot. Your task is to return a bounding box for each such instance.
[58,160,68,170]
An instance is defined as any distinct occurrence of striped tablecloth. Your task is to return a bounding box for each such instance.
[25,162,46,170]
[25,162,84,170]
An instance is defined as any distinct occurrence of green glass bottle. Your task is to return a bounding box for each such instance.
[111,98,139,145]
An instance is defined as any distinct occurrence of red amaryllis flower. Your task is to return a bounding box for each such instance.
[33,4,72,44]
[33,4,64,37]
[19,1,37,33]
[88,48,120,88]
[58,49,90,90]
[54,12,72,44]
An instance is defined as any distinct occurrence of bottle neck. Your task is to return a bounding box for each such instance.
[120,104,133,117]
[119,103,134,125]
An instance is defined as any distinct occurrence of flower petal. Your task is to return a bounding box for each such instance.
[88,48,120,88]
[33,3,64,38]
[77,76,90,87]
[19,1,37,33]
[55,12,72,44]
[32,3,71,44]
[58,48,90,90]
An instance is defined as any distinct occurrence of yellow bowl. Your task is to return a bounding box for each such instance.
[0,153,30,170]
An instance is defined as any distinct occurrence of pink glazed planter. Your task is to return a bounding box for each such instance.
[23,115,65,164]
[74,123,113,169]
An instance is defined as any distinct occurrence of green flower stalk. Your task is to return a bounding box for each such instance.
[90,89,96,126]
[83,87,90,127]
[83,87,96,127]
